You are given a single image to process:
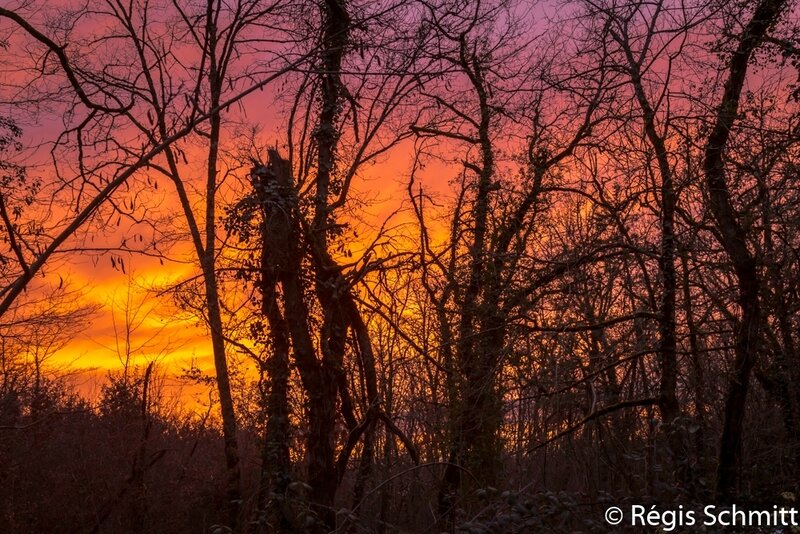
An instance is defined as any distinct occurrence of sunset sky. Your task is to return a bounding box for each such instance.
[42,128,456,405]
[3,0,800,530]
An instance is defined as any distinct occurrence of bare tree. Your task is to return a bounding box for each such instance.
[405,0,616,519]
[700,0,790,501]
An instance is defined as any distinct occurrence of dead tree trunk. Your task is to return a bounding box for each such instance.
[252,150,417,531]
[252,163,296,532]
[251,152,339,531]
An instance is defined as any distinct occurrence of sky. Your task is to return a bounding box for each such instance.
[1,0,552,412]
[39,130,457,410]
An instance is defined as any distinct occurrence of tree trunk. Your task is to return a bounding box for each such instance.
[252,168,295,531]
[701,0,787,501]
[253,152,339,531]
